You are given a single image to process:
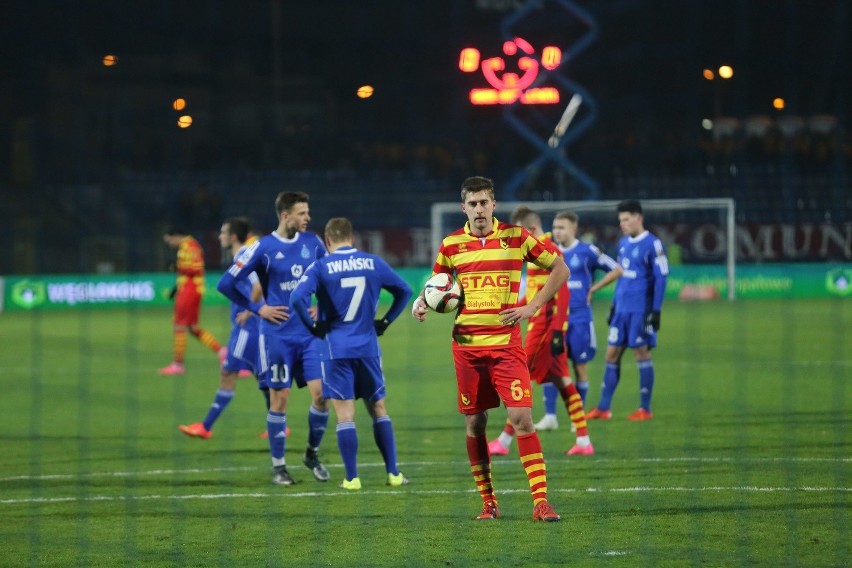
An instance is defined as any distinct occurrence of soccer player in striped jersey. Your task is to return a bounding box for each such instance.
[487,206,595,457]
[586,200,669,421]
[179,217,265,439]
[217,192,332,485]
[535,210,622,422]
[290,217,413,490]
[411,176,568,522]
[159,227,226,375]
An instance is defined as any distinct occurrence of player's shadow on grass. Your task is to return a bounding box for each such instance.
[396,424,460,433]
[622,500,848,517]
[711,410,848,425]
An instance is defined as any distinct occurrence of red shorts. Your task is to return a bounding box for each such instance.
[525,325,569,384]
[173,286,202,326]
[452,346,533,414]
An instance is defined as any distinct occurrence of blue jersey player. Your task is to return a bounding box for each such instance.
[180,217,266,439]
[290,217,413,490]
[587,200,668,421]
[217,192,332,486]
[536,210,624,430]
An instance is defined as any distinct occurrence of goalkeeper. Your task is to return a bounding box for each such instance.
[586,200,668,421]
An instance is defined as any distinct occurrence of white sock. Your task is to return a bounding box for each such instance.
[272,457,286,467]
[497,432,514,448]
[576,435,591,447]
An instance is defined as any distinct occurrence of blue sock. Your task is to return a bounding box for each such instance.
[202,389,235,431]
[597,363,621,411]
[638,359,655,411]
[307,405,330,450]
[336,421,359,481]
[576,380,590,404]
[267,411,287,463]
[541,382,559,415]
[372,416,399,475]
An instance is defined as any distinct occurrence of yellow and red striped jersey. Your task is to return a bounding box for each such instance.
[176,236,205,293]
[433,218,561,349]
[524,233,569,334]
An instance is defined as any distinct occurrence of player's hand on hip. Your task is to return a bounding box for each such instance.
[235,310,252,326]
[374,318,391,336]
[309,321,330,339]
[499,305,531,326]
[645,310,661,331]
[550,331,565,355]
[411,297,428,322]
[258,304,289,324]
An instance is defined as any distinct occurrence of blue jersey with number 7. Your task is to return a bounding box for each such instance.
[290,247,412,358]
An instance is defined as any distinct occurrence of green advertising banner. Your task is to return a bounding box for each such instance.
[1,263,849,312]
[2,274,230,311]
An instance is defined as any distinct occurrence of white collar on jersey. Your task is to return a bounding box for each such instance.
[270,230,300,244]
[627,230,650,244]
[560,239,580,253]
[331,247,358,255]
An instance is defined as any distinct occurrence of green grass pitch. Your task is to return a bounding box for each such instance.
[0,299,849,566]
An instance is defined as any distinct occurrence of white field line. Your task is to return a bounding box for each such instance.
[2,360,851,375]
[2,485,850,505]
[1,456,849,483]
[1,456,849,505]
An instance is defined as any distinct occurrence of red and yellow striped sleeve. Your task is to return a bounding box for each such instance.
[525,234,568,333]
[176,236,206,293]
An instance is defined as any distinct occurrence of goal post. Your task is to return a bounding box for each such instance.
[430,198,737,300]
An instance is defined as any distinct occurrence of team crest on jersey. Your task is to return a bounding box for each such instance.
[458,242,467,252]
[291,264,303,278]
[499,238,509,250]
[569,254,580,267]
[632,248,639,258]
[300,244,311,259]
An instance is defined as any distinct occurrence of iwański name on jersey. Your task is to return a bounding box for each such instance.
[326,257,376,273]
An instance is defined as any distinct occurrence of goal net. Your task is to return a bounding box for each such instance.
[430,198,737,300]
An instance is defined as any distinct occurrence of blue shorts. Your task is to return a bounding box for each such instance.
[322,357,387,402]
[222,326,259,375]
[607,312,657,349]
[566,319,597,363]
[259,332,324,391]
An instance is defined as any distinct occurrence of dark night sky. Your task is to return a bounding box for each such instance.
[1,0,848,180]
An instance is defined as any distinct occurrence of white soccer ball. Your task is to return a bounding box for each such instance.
[423,273,462,313]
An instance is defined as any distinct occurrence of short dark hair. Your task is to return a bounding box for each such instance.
[617,199,643,215]
[235,216,255,235]
[510,205,540,229]
[163,226,186,237]
[275,191,309,216]
[325,217,353,244]
[460,176,495,202]
[223,217,250,243]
